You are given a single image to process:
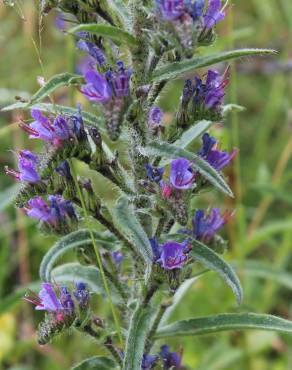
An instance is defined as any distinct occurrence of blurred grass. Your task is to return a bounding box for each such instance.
[0,1,291,369]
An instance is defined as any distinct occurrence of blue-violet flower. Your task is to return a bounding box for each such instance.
[192,208,234,242]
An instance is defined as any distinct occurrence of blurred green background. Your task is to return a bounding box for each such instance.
[0,1,291,369]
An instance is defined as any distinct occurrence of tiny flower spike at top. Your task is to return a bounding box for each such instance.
[2,0,286,369]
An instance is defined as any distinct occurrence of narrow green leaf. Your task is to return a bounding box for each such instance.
[142,141,233,197]
[123,304,153,370]
[111,196,153,264]
[69,23,138,47]
[106,0,132,31]
[152,49,277,82]
[234,260,292,290]
[40,229,117,282]
[155,313,292,338]
[71,356,117,370]
[173,120,214,149]
[30,73,82,105]
[190,240,242,304]
[52,263,101,291]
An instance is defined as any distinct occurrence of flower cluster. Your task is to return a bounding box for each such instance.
[24,195,77,234]
[2,0,254,367]
[19,107,86,146]
[25,282,90,345]
[178,68,229,125]
[155,0,226,50]
[80,58,131,140]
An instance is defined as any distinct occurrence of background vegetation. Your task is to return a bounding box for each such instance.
[0,1,291,369]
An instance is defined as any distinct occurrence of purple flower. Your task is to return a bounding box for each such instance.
[203,0,225,29]
[111,250,124,265]
[60,287,75,313]
[109,61,132,98]
[189,0,205,20]
[204,69,228,109]
[19,109,71,145]
[160,345,182,369]
[77,39,106,66]
[192,208,234,242]
[198,132,217,157]
[81,70,112,103]
[199,133,237,171]
[29,109,56,141]
[156,0,185,21]
[24,282,63,312]
[148,106,163,128]
[151,238,188,270]
[160,241,188,270]
[192,68,229,112]
[55,12,66,30]
[25,195,77,227]
[74,282,90,310]
[145,164,165,183]
[170,158,195,190]
[142,354,158,369]
[69,104,87,141]
[55,160,72,180]
[76,55,97,75]
[25,197,51,222]
[5,150,40,184]
[18,151,40,183]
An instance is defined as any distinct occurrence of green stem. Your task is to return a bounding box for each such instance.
[144,301,170,354]
[68,159,124,346]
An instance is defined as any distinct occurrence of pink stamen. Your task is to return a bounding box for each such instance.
[4,166,20,181]
[19,121,39,136]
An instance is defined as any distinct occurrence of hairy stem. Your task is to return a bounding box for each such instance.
[69,159,124,346]
[144,301,171,353]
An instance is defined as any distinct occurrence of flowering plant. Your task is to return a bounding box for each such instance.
[3,0,292,369]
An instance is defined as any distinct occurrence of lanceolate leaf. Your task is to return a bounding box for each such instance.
[40,229,117,282]
[190,240,242,304]
[155,313,292,338]
[69,23,138,47]
[123,304,154,370]
[52,263,102,293]
[102,0,132,31]
[142,141,233,197]
[71,356,117,370]
[111,196,153,264]
[29,73,82,104]
[152,48,277,82]
[173,120,214,149]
